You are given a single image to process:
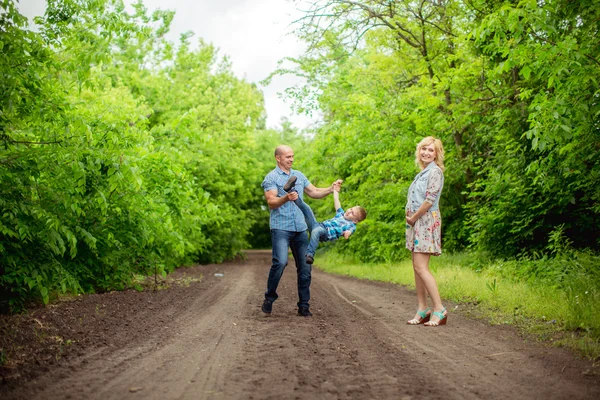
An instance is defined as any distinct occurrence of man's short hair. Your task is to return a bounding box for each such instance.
[275,145,292,157]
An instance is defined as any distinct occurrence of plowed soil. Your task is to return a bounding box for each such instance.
[1,250,599,399]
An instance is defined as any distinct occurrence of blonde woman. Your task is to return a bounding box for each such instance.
[405,137,447,326]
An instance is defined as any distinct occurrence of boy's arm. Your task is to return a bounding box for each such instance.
[342,230,352,239]
[333,189,342,211]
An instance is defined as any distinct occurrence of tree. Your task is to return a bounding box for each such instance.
[0,0,276,311]
[274,0,599,260]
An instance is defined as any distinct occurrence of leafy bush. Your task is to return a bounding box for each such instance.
[0,0,274,311]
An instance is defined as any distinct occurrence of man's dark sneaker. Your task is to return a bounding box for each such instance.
[261,299,273,314]
[306,255,314,265]
[298,307,313,317]
[283,175,297,192]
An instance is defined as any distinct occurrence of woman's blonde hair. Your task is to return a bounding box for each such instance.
[415,136,445,172]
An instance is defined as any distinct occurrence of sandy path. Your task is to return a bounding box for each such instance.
[3,250,599,399]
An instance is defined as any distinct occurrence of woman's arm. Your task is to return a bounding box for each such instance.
[406,201,432,226]
[406,168,442,226]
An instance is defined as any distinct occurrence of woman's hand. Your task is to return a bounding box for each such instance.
[406,211,416,227]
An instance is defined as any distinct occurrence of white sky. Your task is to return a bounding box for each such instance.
[16,0,319,130]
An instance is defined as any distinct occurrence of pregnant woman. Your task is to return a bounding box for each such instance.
[405,136,447,327]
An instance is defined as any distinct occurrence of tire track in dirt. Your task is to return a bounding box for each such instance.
[225,254,599,400]
[310,269,600,400]
[232,268,448,399]
[29,263,257,400]
[3,250,599,400]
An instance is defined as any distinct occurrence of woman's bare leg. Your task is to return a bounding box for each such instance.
[411,252,430,321]
[412,252,444,323]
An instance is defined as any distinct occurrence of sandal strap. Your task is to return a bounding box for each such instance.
[416,307,431,319]
[431,307,447,320]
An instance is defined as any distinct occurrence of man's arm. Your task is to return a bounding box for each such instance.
[264,189,298,210]
[304,179,343,200]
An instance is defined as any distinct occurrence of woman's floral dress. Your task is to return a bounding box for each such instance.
[405,166,443,255]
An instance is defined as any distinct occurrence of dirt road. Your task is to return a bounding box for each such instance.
[2,250,599,399]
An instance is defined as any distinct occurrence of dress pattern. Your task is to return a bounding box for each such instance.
[405,210,442,255]
[405,167,443,255]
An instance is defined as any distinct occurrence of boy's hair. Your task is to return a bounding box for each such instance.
[355,206,367,222]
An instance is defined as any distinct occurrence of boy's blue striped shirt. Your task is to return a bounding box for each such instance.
[321,208,356,241]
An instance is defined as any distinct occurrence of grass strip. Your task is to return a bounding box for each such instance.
[316,250,600,361]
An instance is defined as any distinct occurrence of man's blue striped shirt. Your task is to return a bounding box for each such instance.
[262,167,311,232]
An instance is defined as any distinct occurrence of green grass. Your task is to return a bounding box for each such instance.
[316,250,600,361]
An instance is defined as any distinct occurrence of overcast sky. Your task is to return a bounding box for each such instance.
[17,0,318,130]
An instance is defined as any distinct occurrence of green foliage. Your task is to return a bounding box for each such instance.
[274,0,599,263]
[0,0,275,311]
[2,0,599,313]
[466,0,600,256]
[280,2,475,261]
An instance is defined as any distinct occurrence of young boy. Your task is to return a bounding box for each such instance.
[284,176,366,265]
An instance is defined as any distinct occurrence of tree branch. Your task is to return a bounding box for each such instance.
[9,140,62,145]
[530,29,600,67]
[341,0,422,48]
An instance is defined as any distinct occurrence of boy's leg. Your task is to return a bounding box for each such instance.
[306,226,326,264]
[288,191,324,265]
[292,195,319,232]
[307,226,326,256]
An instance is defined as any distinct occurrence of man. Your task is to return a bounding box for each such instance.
[261,145,341,317]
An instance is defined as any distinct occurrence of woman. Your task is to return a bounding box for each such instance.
[405,136,447,326]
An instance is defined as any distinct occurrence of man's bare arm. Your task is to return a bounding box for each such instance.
[303,183,333,199]
[304,179,343,200]
[264,189,298,209]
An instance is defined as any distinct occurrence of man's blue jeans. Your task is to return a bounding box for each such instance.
[294,198,327,257]
[265,229,311,308]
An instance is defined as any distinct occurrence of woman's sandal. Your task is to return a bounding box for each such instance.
[407,307,431,325]
[424,307,448,326]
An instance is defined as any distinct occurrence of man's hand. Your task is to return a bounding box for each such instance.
[332,179,343,192]
[305,179,344,199]
[265,189,297,209]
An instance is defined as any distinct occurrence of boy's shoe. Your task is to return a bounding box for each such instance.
[261,299,273,314]
[283,175,297,192]
[298,307,312,317]
[306,255,314,265]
